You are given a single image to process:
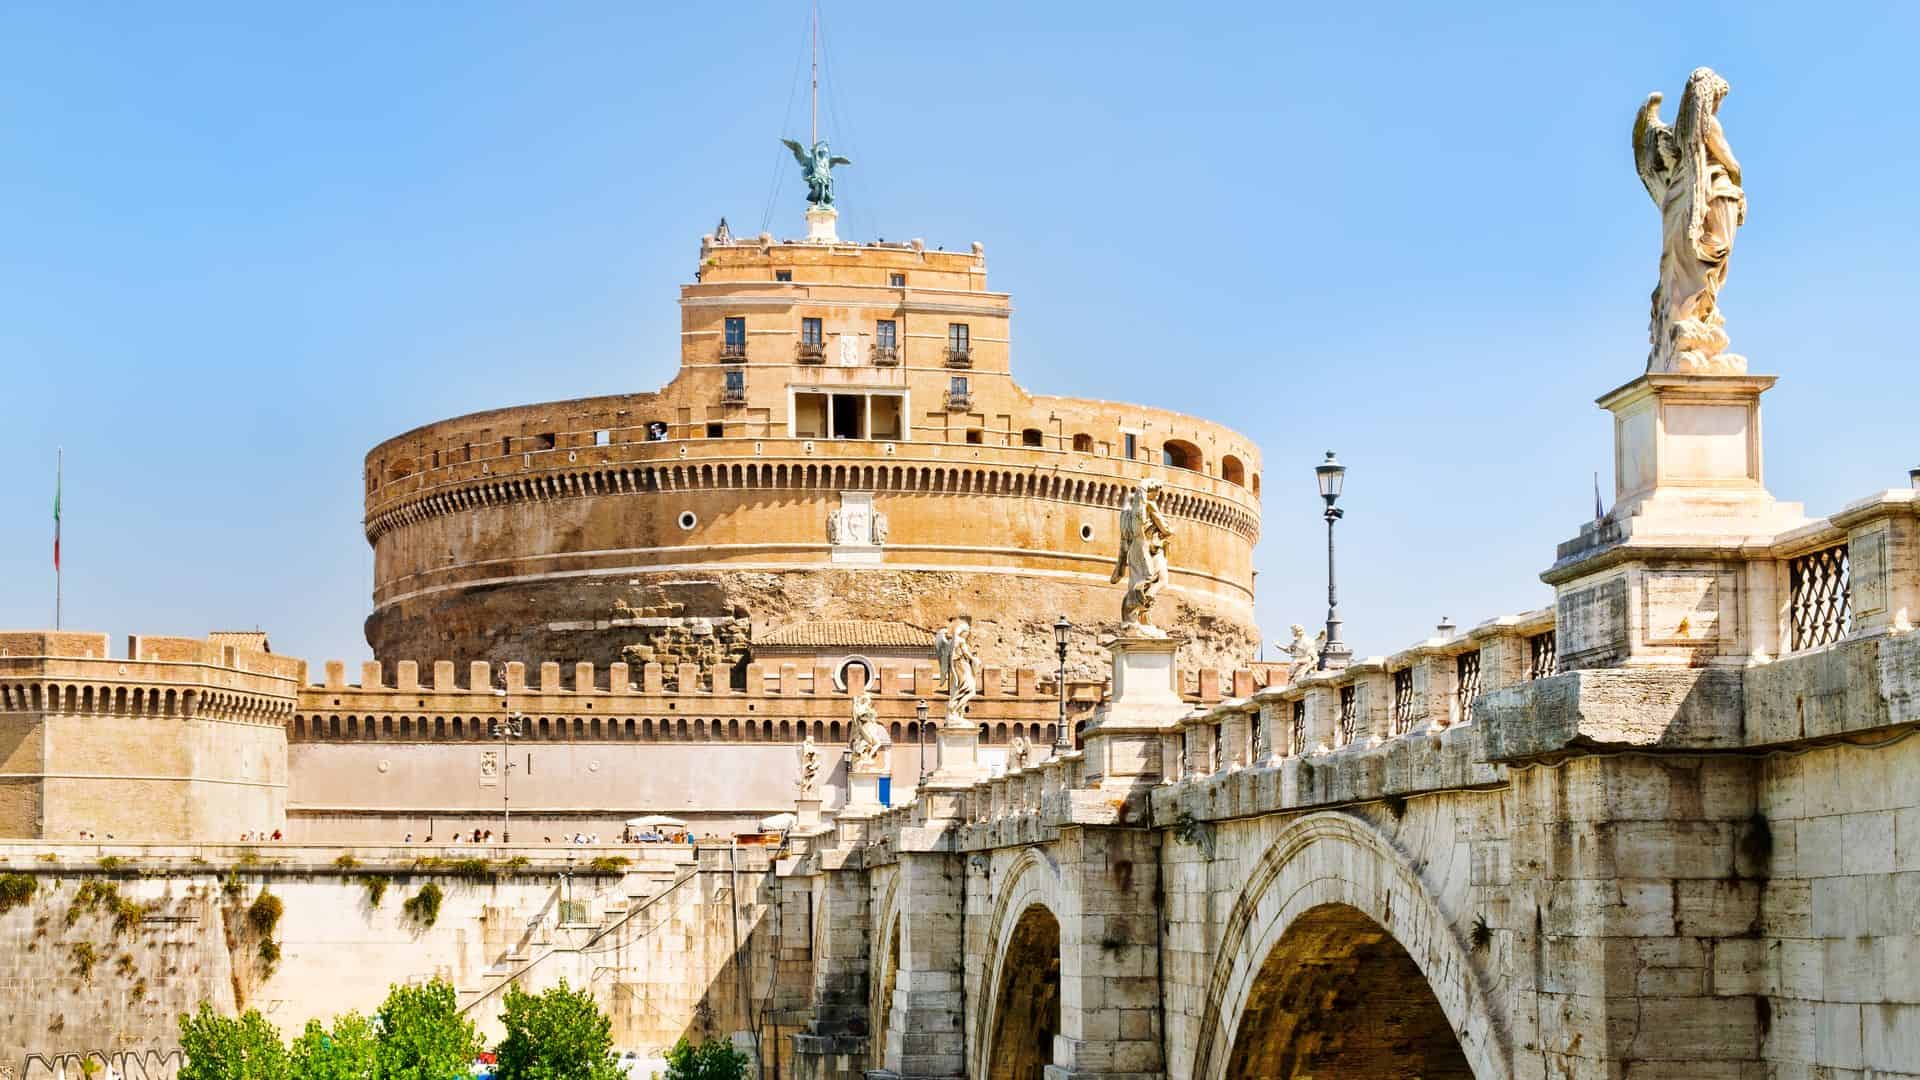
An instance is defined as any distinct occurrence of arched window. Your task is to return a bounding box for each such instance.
[1221,454,1246,486]
[1071,433,1094,453]
[1162,439,1203,472]
[1021,428,1045,447]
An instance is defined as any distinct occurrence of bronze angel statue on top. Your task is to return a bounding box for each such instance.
[782,138,852,208]
[1632,67,1748,374]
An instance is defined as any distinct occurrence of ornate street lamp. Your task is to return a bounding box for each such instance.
[1315,451,1352,671]
[915,699,930,788]
[490,686,524,843]
[1052,614,1072,753]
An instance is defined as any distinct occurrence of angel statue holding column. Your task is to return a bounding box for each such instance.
[782,138,852,208]
[933,614,980,725]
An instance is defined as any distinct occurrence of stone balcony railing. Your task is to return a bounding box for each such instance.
[804,484,1919,860]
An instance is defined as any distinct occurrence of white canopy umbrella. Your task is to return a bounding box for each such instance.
[759,812,797,833]
[626,815,690,830]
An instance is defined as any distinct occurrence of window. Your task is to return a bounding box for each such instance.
[1123,433,1138,460]
[947,323,970,351]
[1528,632,1557,680]
[1072,433,1094,453]
[1221,454,1246,485]
[775,269,792,282]
[722,316,747,355]
[801,318,823,345]
[951,375,969,396]
[965,428,983,445]
[593,430,610,447]
[889,272,906,287]
[646,421,669,441]
[533,433,556,451]
[706,422,724,438]
[876,320,897,348]
[1392,669,1416,735]
[1789,544,1852,650]
[502,437,513,456]
[1021,428,1044,447]
[723,369,745,403]
[1290,701,1307,756]
[1162,439,1202,471]
[1338,686,1357,746]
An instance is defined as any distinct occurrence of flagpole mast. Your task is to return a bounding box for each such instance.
[55,446,62,631]
[810,0,819,146]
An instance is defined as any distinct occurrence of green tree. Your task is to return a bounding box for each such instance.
[493,981,623,1080]
[663,1037,749,1080]
[178,1002,290,1080]
[375,979,482,1080]
[289,1012,378,1080]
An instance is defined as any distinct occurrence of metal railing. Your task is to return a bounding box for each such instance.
[1528,632,1557,681]
[944,389,972,411]
[795,340,826,363]
[1337,685,1357,746]
[944,346,972,368]
[719,340,748,362]
[1391,668,1416,735]
[1455,650,1482,725]
[870,344,900,365]
[1789,544,1852,650]
[721,384,746,404]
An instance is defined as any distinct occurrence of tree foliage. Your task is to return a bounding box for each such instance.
[663,1037,750,1080]
[375,979,483,1080]
[178,1002,290,1080]
[493,981,624,1080]
[289,1012,378,1080]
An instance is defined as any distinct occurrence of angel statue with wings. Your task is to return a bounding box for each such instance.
[1633,67,1747,374]
[782,138,852,208]
[933,614,980,725]
[1111,478,1175,636]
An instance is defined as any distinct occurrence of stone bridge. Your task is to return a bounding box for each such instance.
[778,410,1920,1078]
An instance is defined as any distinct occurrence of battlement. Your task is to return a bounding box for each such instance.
[0,631,304,710]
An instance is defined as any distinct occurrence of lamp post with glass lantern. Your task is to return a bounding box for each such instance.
[915,699,930,789]
[1315,451,1352,671]
[1052,614,1072,753]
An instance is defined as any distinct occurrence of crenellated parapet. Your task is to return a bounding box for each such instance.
[0,632,295,842]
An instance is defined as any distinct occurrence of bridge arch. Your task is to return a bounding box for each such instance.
[868,870,904,1073]
[974,847,1067,1079]
[1190,812,1509,1080]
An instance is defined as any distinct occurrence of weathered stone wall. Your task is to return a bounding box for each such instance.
[0,847,791,1079]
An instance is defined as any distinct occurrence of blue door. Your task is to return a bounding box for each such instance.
[878,777,892,807]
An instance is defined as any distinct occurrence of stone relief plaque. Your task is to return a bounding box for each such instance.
[1557,575,1629,669]
[479,749,499,787]
[1853,528,1887,617]
[1642,569,1726,644]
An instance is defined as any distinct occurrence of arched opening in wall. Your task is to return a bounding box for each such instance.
[986,904,1061,1079]
[1072,433,1094,453]
[1252,473,1261,496]
[1162,439,1203,472]
[1223,903,1471,1079]
[1221,455,1246,486]
[1021,428,1045,447]
[872,916,901,1073]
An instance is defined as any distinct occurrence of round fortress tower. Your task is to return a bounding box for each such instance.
[361,220,1263,678]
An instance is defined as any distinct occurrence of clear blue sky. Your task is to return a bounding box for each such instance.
[3,3,1915,666]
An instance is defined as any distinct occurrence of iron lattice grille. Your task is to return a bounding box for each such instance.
[1391,668,1416,735]
[1290,701,1307,756]
[1455,650,1482,724]
[1337,686,1358,746]
[1789,544,1853,650]
[1528,632,1557,681]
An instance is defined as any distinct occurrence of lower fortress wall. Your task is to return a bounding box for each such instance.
[0,847,788,1079]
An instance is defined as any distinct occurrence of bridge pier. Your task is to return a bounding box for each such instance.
[876,845,968,1078]
[1042,826,1165,1080]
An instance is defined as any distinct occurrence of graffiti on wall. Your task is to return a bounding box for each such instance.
[8,1049,185,1080]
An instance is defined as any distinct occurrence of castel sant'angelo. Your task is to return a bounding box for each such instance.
[0,146,1272,845]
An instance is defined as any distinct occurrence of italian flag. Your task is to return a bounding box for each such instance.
[52,467,60,572]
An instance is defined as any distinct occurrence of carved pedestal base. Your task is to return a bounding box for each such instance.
[1081,634,1185,792]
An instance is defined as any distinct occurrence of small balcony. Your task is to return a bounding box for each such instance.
[719,340,748,363]
[944,346,972,369]
[796,340,827,364]
[721,384,746,405]
[944,389,972,411]
[871,344,900,366]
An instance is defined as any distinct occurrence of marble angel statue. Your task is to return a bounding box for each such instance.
[1111,479,1175,634]
[848,690,891,772]
[933,614,980,724]
[1284,623,1324,685]
[798,735,821,796]
[1633,67,1747,374]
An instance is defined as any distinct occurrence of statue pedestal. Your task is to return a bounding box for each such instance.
[795,797,823,830]
[844,767,886,813]
[927,719,980,789]
[806,205,838,243]
[1081,635,1185,791]
[1545,370,1808,670]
